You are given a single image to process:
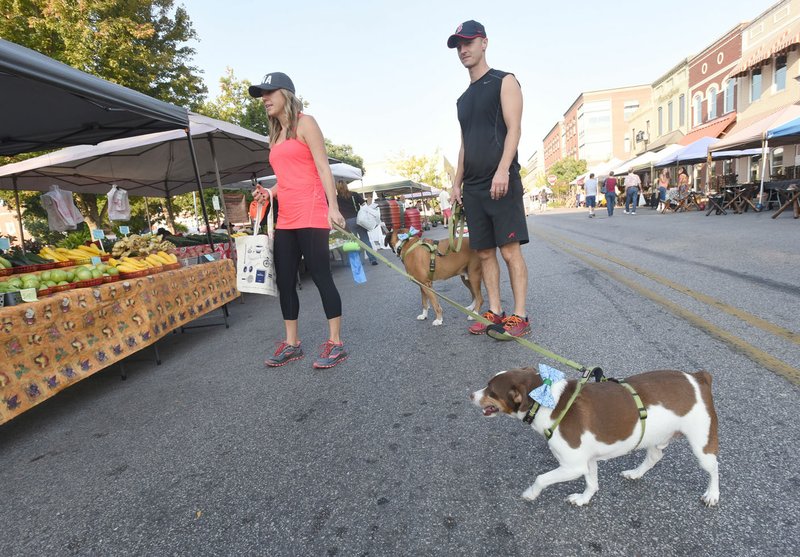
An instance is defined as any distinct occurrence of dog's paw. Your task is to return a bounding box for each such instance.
[701,491,719,507]
[567,493,593,506]
[432,318,443,326]
[416,313,427,321]
[621,469,643,481]
[521,486,541,501]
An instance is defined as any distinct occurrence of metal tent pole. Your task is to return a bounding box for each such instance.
[185,129,215,249]
[11,176,26,253]
[758,137,769,206]
[207,136,233,237]
[143,197,151,233]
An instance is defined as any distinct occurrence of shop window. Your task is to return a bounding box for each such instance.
[708,87,717,120]
[693,95,703,125]
[679,94,685,126]
[668,101,673,132]
[774,55,787,91]
[771,147,784,177]
[658,106,663,136]
[751,68,762,101]
[724,80,735,113]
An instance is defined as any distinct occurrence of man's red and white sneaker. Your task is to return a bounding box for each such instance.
[487,314,531,341]
[468,310,505,335]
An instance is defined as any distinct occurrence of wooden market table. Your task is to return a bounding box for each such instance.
[0,259,238,425]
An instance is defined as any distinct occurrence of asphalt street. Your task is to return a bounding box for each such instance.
[1,206,798,556]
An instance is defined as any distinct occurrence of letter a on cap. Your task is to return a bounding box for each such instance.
[265,75,272,84]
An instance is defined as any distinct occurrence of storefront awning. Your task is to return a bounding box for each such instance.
[731,23,800,78]
[646,130,684,151]
[679,113,736,145]
[710,104,800,151]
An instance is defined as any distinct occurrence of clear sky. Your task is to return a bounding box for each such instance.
[188,0,769,167]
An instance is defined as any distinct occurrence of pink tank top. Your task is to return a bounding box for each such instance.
[269,118,330,230]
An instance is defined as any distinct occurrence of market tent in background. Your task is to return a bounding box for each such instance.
[403,185,441,199]
[766,115,800,142]
[348,172,428,197]
[0,112,270,197]
[611,145,684,175]
[572,157,624,184]
[251,162,362,188]
[0,38,188,156]
[655,137,720,166]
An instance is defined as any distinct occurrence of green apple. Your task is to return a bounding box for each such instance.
[90,269,102,279]
[57,281,69,286]
[51,269,66,282]
[8,277,23,289]
[106,267,119,276]
[76,268,93,281]
[40,270,52,282]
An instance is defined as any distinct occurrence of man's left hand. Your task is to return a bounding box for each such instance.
[491,169,509,200]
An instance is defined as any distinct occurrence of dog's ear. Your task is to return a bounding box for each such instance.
[510,384,534,413]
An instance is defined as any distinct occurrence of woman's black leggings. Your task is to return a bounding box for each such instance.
[273,228,341,321]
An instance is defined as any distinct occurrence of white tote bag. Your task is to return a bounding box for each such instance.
[235,190,278,296]
[356,202,381,230]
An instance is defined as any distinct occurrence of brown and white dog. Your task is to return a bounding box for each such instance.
[470,367,719,507]
[385,228,483,326]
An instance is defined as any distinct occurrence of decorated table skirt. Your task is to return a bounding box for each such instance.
[0,259,238,425]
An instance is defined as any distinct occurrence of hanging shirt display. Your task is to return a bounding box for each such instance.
[41,185,84,231]
[106,184,131,221]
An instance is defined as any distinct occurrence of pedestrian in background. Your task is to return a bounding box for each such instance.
[447,19,531,340]
[624,169,642,215]
[603,171,618,216]
[657,169,670,213]
[250,71,349,370]
[336,180,378,266]
[539,188,549,212]
[438,187,452,226]
[584,173,598,218]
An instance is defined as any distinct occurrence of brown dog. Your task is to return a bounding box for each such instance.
[471,367,720,507]
[385,228,483,326]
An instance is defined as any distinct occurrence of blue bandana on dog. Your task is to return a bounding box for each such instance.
[528,364,565,408]
[397,226,420,241]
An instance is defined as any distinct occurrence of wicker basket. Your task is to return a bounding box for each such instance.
[54,260,74,268]
[75,278,105,289]
[49,283,75,293]
[102,274,120,283]
[163,262,182,271]
[35,262,57,271]
[0,267,13,277]
[119,269,149,279]
[11,264,39,275]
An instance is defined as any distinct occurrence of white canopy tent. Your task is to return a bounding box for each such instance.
[347,172,428,197]
[250,162,362,188]
[0,112,272,236]
[612,145,683,175]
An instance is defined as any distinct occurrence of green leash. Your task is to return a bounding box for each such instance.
[332,222,588,375]
[334,222,647,444]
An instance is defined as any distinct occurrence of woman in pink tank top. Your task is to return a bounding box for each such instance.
[250,72,349,369]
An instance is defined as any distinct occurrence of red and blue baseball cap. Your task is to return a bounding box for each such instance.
[447,20,487,48]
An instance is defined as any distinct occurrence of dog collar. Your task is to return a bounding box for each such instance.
[522,399,541,424]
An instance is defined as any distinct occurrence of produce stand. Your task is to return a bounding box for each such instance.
[0,259,237,425]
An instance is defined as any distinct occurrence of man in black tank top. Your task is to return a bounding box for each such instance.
[447,20,531,340]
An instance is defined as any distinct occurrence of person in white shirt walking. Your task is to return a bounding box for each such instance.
[623,169,642,214]
[438,187,452,226]
[584,173,598,218]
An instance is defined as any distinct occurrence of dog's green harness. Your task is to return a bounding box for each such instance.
[523,370,648,449]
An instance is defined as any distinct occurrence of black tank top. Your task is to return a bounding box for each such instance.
[457,68,520,187]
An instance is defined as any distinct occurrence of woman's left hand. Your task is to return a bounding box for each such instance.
[329,207,345,230]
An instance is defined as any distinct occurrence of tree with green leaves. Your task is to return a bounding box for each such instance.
[0,0,207,231]
[389,151,444,190]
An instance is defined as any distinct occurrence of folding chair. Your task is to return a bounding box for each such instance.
[705,192,727,216]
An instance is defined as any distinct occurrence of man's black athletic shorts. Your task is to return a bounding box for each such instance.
[461,176,529,250]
